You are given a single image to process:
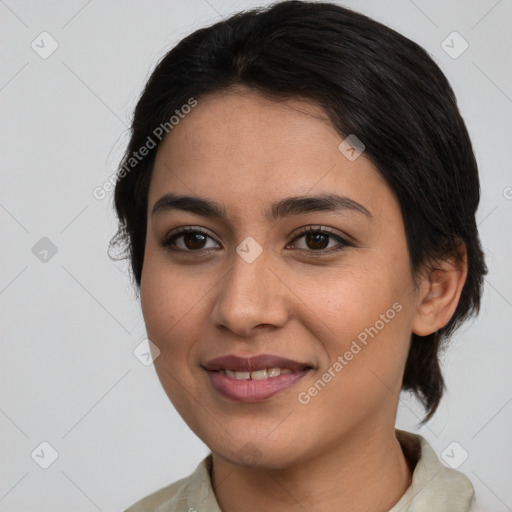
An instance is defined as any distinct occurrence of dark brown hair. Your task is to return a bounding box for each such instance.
[109,0,487,422]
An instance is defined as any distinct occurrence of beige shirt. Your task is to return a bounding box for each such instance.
[125,429,478,512]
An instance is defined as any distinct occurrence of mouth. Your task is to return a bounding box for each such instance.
[203,354,313,373]
[202,354,314,402]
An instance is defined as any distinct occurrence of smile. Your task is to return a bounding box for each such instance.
[203,354,313,402]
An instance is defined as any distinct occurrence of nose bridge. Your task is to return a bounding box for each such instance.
[211,238,288,334]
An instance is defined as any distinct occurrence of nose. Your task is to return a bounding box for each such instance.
[210,245,290,337]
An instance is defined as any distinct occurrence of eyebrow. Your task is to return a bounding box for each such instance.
[151,193,373,221]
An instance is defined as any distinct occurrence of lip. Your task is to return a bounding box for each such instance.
[202,354,313,402]
[203,354,312,372]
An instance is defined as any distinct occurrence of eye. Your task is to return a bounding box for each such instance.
[287,225,351,253]
[161,225,352,255]
[161,226,220,252]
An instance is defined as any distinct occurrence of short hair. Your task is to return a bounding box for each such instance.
[109,0,487,422]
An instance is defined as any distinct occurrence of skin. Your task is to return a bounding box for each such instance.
[140,87,468,512]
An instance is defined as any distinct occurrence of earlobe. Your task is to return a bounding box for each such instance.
[411,241,468,337]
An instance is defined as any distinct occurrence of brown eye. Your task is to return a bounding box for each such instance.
[181,232,207,250]
[161,227,220,252]
[304,231,329,250]
[290,226,350,253]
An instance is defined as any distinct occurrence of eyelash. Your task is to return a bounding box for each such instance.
[160,225,352,256]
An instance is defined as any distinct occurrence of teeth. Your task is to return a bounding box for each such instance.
[251,369,268,380]
[222,367,297,380]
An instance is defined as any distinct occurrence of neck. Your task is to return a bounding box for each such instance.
[211,425,413,512]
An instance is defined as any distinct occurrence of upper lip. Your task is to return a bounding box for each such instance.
[202,354,313,372]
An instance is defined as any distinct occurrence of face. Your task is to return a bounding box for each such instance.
[140,89,423,468]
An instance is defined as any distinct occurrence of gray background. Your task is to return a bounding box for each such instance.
[1,0,511,510]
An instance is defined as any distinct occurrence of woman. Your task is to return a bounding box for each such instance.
[111,1,487,510]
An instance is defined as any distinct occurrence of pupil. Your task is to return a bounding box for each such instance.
[307,233,328,250]
[185,233,206,250]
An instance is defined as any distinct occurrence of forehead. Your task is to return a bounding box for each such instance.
[148,90,395,222]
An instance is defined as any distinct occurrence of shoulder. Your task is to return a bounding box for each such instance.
[123,476,189,512]
[392,429,474,511]
[123,454,215,512]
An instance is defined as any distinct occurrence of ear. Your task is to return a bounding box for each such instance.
[411,240,468,337]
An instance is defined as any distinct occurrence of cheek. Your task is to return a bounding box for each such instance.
[140,258,192,358]
[141,253,199,332]
[305,260,408,341]
[322,294,410,385]
[140,258,209,420]
[304,251,414,393]
[299,298,411,426]
[140,254,222,371]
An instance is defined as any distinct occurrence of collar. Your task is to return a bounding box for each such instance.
[389,429,474,511]
[147,429,474,512]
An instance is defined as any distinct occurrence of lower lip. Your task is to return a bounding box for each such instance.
[206,370,310,402]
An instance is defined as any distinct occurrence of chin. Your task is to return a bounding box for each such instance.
[208,433,308,470]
